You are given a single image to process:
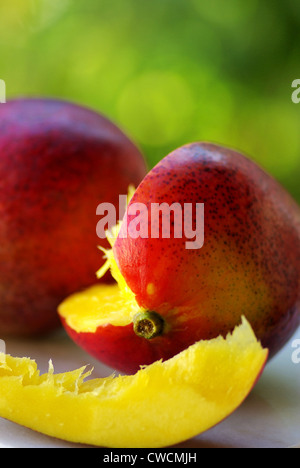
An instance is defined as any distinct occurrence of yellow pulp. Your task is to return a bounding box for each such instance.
[58,214,139,332]
[58,190,140,333]
[0,318,267,448]
[95,183,136,295]
[58,284,138,332]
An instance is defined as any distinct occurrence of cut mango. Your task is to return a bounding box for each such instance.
[0,318,267,448]
[59,283,136,332]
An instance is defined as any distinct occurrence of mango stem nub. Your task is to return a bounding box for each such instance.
[133,311,164,339]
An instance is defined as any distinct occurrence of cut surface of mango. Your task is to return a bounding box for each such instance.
[58,283,137,332]
[0,318,267,448]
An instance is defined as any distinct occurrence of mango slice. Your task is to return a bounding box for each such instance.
[0,318,267,448]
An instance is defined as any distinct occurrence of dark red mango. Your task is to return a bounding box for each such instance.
[0,98,146,335]
[114,143,300,359]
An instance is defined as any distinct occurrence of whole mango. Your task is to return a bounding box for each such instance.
[0,98,146,336]
[59,143,300,372]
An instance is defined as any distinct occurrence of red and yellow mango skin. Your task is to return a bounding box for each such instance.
[113,143,300,360]
[0,98,146,336]
[61,311,203,374]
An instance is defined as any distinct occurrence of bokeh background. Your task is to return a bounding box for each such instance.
[1,0,300,202]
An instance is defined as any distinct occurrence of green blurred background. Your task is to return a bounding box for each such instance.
[1,0,300,202]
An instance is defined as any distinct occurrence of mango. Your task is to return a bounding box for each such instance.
[59,143,300,373]
[0,98,146,335]
[0,318,267,447]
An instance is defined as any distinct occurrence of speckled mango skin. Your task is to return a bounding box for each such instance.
[0,98,146,336]
[114,142,300,360]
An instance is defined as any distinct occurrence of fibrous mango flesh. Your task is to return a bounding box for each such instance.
[0,318,267,448]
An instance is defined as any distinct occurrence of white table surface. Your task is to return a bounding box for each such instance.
[0,325,299,449]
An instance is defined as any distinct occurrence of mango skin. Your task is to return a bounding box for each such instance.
[61,315,184,375]
[114,142,300,359]
[0,98,146,336]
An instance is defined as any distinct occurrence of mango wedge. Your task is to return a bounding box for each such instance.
[0,318,267,448]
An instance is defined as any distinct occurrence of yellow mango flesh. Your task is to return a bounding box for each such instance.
[0,318,267,448]
[58,284,136,332]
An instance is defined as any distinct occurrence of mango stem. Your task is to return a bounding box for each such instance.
[133,311,165,339]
